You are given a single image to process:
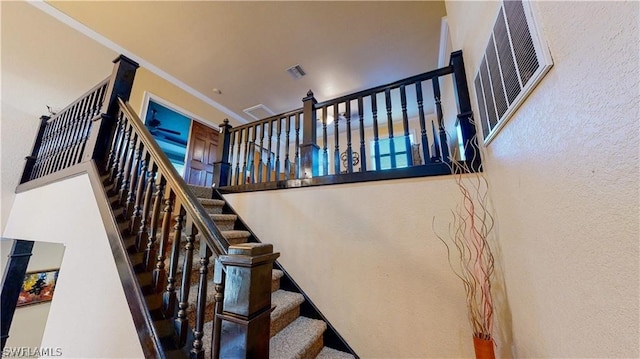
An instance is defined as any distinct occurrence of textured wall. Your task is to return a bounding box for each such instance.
[445,1,639,357]
[4,174,144,358]
[226,177,477,358]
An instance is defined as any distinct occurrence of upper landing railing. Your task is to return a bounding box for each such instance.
[213,51,480,192]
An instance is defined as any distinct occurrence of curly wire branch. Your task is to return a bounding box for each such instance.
[433,122,495,339]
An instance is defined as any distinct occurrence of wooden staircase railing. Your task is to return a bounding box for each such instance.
[215,50,480,193]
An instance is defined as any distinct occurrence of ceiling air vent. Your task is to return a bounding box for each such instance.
[474,0,553,144]
[286,64,306,79]
[243,104,275,121]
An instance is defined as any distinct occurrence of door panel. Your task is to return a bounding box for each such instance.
[185,121,219,187]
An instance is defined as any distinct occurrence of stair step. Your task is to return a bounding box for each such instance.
[270,290,304,337]
[270,317,326,359]
[187,185,213,199]
[210,214,237,231]
[272,269,284,292]
[221,230,251,245]
[199,198,225,214]
[316,347,356,359]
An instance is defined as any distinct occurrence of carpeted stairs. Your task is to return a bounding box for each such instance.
[110,181,354,358]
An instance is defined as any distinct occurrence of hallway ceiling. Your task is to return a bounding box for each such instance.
[47,1,447,123]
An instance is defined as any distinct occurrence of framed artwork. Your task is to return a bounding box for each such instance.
[16,269,59,307]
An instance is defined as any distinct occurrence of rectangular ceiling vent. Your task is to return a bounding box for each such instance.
[243,104,275,121]
[286,64,306,79]
[474,0,553,144]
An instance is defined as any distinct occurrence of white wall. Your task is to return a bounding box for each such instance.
[226,177,478,358]
[445,1,639,357]
[3,174,144,358]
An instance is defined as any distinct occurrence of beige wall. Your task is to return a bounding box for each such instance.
[226,177,477,358]
[446,1,639,357]
[3,174,144,358]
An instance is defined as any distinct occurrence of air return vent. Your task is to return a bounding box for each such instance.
[286,65,306,79]
[474,0,552,144]
[243,104,275,121]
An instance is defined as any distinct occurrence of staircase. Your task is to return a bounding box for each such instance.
[106,179,354,358]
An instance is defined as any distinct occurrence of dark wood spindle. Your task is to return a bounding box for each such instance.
[258,124,265,183]
[266,120,273,182]
[113,125,132,196]
[107,112,125,181]
[21,116,49,184]
[163,205,185,318]
[130,152,149,242]
[284,115,291,180]
[234,129,242,186]
[59,101,81,169]
[249,126,257,184]
[322,107,329,175]
[371,94,381,171]
[191,242,212,359]
[333,105,340,174]
[415,81,431,164]
[153,191,175,293]
[275,117,282,181]
[384,88,397,169]
[432,78,449,162]
[345,101,353,173]
[400,85,413,166]
[124,139,143,220]
[118,132,137,207]
[357,97,367,172]
[294,113,301,179]
[144,175,165,271]
[244,127,253,185]
[136,160,155,252]
[177,221,197,347]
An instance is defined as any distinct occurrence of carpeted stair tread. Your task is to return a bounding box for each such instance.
[272,269,284,292]
[270,316,326,359]
[316,347,356,359]
[221,230,251,244]
[270,290,305,337]
[210,214,237,231]
[187,185,213,199]
[199,199,225,214]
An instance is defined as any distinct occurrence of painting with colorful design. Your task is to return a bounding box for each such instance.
[16,269,59,307]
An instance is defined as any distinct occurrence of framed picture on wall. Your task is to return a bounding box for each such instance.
[16,269,59,307]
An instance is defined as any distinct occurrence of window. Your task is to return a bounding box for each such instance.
[371,134,414,170]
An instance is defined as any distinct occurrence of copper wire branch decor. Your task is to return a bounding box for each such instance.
[433,129,496,349]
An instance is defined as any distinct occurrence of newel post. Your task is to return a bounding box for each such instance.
[213,119,232,188]
[300,90,319,178]
[1,239,34,351]
[83,55,139,166]
[450,50,481,170]
[218,243,280,358]
[20,115,50,184]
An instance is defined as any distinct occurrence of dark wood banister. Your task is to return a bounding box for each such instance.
[117,99,230,256]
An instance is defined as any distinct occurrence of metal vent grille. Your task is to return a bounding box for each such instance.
[474,0,552,144]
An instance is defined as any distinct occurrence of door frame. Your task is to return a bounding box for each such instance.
[140,92,220,176]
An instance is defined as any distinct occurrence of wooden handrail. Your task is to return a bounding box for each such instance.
[118,99,230,256]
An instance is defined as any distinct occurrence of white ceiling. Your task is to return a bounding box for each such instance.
[47,1,447,123]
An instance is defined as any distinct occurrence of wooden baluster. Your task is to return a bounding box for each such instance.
[37,119,57,179]
[136,158,155,252]
[191,241,212,359]
[113,124,131,195]
[371,94,381,171]
[60,101,82,169]
[284,115,291,180]
[415,81,431,164]
[294,113,301,179]
[124,139,143,220]
[400,85,413,166]
[431,120,441,161]
[228,130,237,187]
[258,123,265,183]
[108,112,126,183]
[234,129,242,186]
[72,94,96,166]
[345,101,353,173]
[153,190,175,293]
[45,115,68,175]
[21,116,49,184]
[322,107,329,176]
[266,120,273,182]
[357,97,367,172]
[131,152,149,241]
[118,131,136,206]
[244,127,253,185]
[144,174,165,271]
[211,258,226,359]
[385,88,397,169]
[163,204,185,318]
[40,116,64,178]
[275,117,282,181]
[333,104,340,175]
[249,126,257,183]
[433,78,449,162]
[177,221,197,347]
